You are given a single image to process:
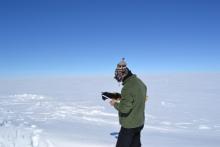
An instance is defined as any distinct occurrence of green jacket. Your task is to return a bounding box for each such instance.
[114,74,147,128]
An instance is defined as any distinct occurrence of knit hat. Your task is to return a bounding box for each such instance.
[117,57,127,68]
[114,58,129,82]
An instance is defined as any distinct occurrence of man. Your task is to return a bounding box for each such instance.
[110,58,147,147]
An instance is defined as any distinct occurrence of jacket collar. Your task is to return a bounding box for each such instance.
[122,74,136,85]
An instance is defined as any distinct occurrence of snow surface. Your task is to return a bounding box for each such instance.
[0,73,220,147]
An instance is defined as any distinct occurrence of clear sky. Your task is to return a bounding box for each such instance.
[0,0,220,76]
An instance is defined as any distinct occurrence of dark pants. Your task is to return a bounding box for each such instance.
[116,125,144,147]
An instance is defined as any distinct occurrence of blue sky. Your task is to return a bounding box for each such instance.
[0,0,220,76]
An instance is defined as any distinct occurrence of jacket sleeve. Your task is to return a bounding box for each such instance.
[114,87,133,115]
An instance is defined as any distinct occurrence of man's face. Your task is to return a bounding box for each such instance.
[114,64,127,82]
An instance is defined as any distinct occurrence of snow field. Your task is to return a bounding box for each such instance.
[0,73,220,146]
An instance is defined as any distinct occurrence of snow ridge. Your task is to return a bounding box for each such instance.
[0,120,53,147]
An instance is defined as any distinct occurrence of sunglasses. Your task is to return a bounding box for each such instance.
[117,64,126,68]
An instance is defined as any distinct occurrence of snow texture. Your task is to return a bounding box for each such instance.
[0,73,220,147]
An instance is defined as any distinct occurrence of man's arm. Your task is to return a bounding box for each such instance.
[112,87,133,116]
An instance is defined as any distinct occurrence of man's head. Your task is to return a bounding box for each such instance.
[114,58,130,82]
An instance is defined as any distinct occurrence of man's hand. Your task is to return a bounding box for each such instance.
[109,99,118,106]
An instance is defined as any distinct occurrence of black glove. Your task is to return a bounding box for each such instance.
[101,92,121,101]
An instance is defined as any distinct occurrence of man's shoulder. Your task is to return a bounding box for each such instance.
[129,75,144,85]
[123,75,146,89]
